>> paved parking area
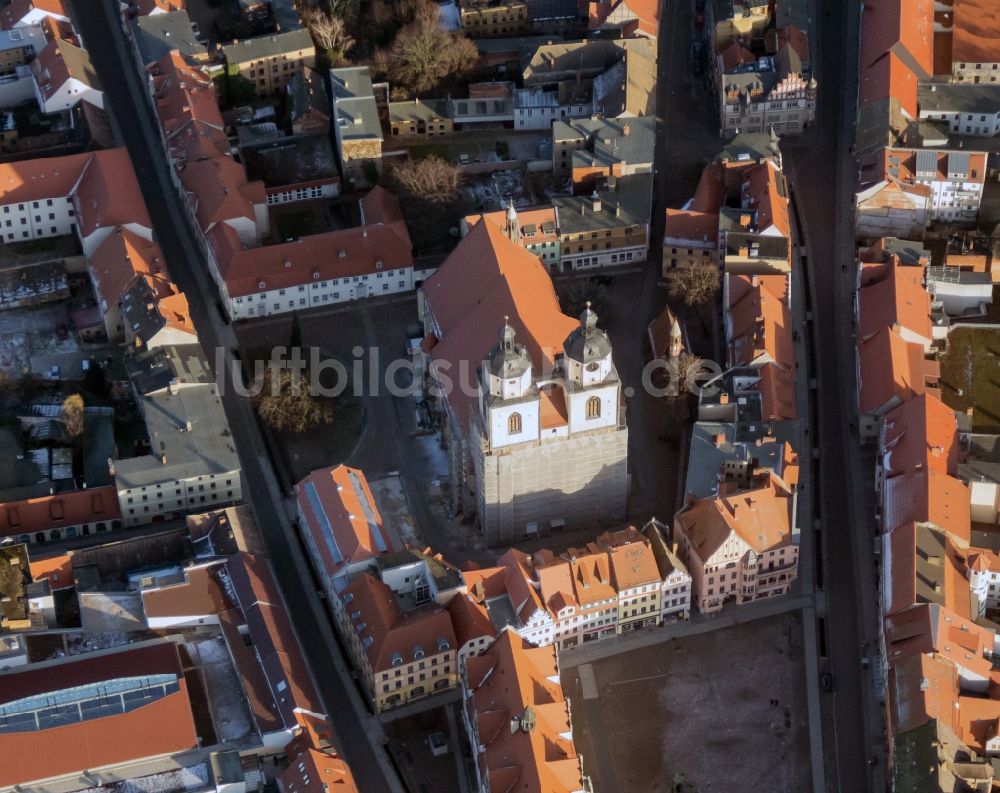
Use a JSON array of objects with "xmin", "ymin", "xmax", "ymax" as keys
[{"xmin": 563, "ymin": 612, "xmax": 811, "ymax": 793}]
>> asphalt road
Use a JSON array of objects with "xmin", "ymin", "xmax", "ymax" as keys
[
  {"xmin": 782, "ymin": 0, "xmax": 884, "ymax": 789},
  {"xmin": 73, "ymin": 4, "xmax": 403, "ymax": 791}
]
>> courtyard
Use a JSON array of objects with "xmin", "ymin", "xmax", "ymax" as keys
[{"xmin": 563, "ymin": 612, "xmax": 811, "ymax": 793}]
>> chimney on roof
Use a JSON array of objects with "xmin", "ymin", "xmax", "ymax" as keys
[
  {"xmin": 623, "ymin": 124, "xmax": 630, "ymax": 136},
  {"xmin": 715, "ymin": 433, "xmax": 726, "ymax": 447},
  {"xmin": 740, "ymin": 213, "xmax": 751, "ymax": 228}
]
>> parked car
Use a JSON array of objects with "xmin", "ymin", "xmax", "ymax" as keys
[{"xmin": 56, "ymin": 322, "xmax": 68, "ymax": 340}]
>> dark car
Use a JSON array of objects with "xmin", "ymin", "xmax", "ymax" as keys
[
  {"xmin": 695, "ymin": 0, "xmax": 705, "ymax": 10},
  {"xmin": 56, "ymin": 322, "xmax": 68, "ymax": 341}
]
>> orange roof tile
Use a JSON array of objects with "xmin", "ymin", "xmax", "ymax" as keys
[
  {"xmin": 0, "ymin": 151, "xmax": 91, "ymax": 205},
  {"xmin": 75, "ymin": 149, "xmax": 152, "ymax": 237},
  {"xmin": 606, "ymin": 537, "xmax": 660, "ymax": 590},
  {"xmin": 279, "ymin": 720, "xmax": 360, "ymax": 793},
  {"xmin": 859, "ymin": 0, "xmax": 933, "ymax": 76},
  {"xmin": 464, "ymin": 630, "xmax": 585, "ymax": 793},
  {"xmin": 150, "ymin": 52, "xmax": 227, "ymax": 164},
  {"xmin": 422, "ymin": 222, "xmax": 579, "ymax": 426},
  {"xmin": 728, "ymin": 275, "xmax": 793, "ymax": 366},
  {"xmin": 340, "ymin": 574, "xmax": 456, "ymax": 674},
  {"xmin": 446, "ymin": 592, "xmax": 496, "ymax": 649},
  {"xmin": 664, "ymin": 208, "xmax": 718, "ymax": 243},
  {"xmin": 880, "ymin": 393, "xmax": 958, "ymax": 478},
  {"xmin": 294, "ymin": 464, "xmax": 392, "ymax": 579},
  {"xmin": 858, "ymin": 257, "xmax": 931, "ymax": 343},
  {"xmin": 743, "ymin": 160, "xmax": 789, "ymax": 238},
  {"xmin": 28, "ymin": 553, "xmax": 72, "ymax": 589},
  {"xmin": 951, "ymin": 0, "xmax": 1000, "ymax": 65},
  {"xmin": 467, "ymin": 206, "xmax": 561, "ymax": 247},
  {"xmin": 0, "ymin": 486, "xmax": 121, "ymax": 538},
  {"xmin": 538, "ymin": 384, "xmax": 568, "ymax": 429},
  {"xmin": 675, "ymin": 471, "xmax": 796, "ymax": 563},
  {"xmin": 211, "ymin": 215, "xmax": 413, "ymax": 299},
  {"xmin": 89, "ymin": 226, "xmax": 172, "ymax": 308},
  {"xmin": 957, "ymin": 695, "xmax": 1000, "ymax": 754},
  {"xmin": 858, "ymin": 326, "xmax": 929, "ymax": 414},
  {"xmin": 0, "ymin": 641, "xmax": 198, "ymax": 787},
  {"xmin": 859, "ymin": 52, "xmax": 920, "ymax": 118},
  {"xmin": 180, "ymin": 155, "xmax": 261, "ymax": 229},
  {"xmin": 883, "ymin": 469, "xmax": 971, "ymax": 539}
]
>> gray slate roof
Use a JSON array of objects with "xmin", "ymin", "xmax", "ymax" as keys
[
  {"xmin": 133, "ymin": 11, "xmax": 206, "ymax": 65},
  {"xmin": 919, "ymin": 82, "xmax": 1000, "ymax": 116},
  {"xmin": 222, "ymin": 29, "xmax": 314, "ymax": 64}
]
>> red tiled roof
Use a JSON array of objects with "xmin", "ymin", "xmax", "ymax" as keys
[
  {"xmin": 279, "ymin": 719, "xmax": 360, "ymax": 793},
  {"xmin": 446, "ymin": 592, "xmax": 496, "ymax": 649},
  {"xmin": 664, "ymin": 208, "xmax": 718, "ymax": 243},
  {"xmin": 859, "ymin": 0, "xmax": 933, "ymax": 75},
  {"xmin": 728, "ymin": 275, "xmax": 793, "ymax": 366},
  {"xmin": 89, "ymin": 226, "xmax": 172, "ymax": 308},
  {"xmin": 858, "ymin": 326, "xmax": 929, "ymax": 414},
  {"xmin": 880, "ymin": 393, "xmax": 958, "ymax": 479},
  {"xmin": 295, "ymin": 464, "xmax": 391, "ymax": 579},
  {"xmin": 422, "ymin": 222, "xmax": 578, "ymax": 427},
  {"xmin": 464, "ymin": 630, "xmax": 585, "ymax": 793},
  {"xmin": 340, "ymin": 573, "xmax": 456, "ymax": 674},
  {"xmin": 0, "ymin": 486, "xmax": 121, "ymax": 538},
  {"xmin": 0, "ymin": 641, "xmax": 198, "ymax": 787},
  {"xmin": 75, "ymin": 149, "xmax": 152, "ymax": 238},
  {"xmin": 212, "ymin": 219, "xmax": 413, "ymax": 299},
  {"xmin": 857, "ymin": 257, "xmax": 931, "ymax": 343},
  {"xmin": 675, "ymin": 471, "xmax": 797, "ymax": 563},
  {"xmin": 951, "ymin": 0, "xmax": 1000, "ymax": 65},
  {"xmin": 28, "ymin": 553, "xmax": 72, "ymax": 589},
  {"xmin": 180, "ymin": 155, "xmax": 261, "ymax": 229},
  {"xmin": 882, "ymin": 469, "xmax": 971, "ymax": 539},
  {"xmin": 0, "ymin": 151, "xmax": 91, "ymax": 205},
  {"xmin": 743, "ymin": 160, "xmax": 789, "ymax": 237},
  {"xmin": 150, "ymin": 52, "xmax": 227, "ymax": 164}
]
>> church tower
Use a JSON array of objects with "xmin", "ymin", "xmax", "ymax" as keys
[
  {"xmin": 562, "ymin": 303, "xmax": 620, "ymax": 433},
  {"xmin": 480, "ymin": 317, "xmax": 539, "ymax": 448},
  {"xmin": 504, "ymin": 201, "xmax": 520, "ymax": 245}
]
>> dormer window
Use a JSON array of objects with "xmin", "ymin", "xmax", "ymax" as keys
[
  {"xmin": 391, "ymin": 653, "xmax": 403, "ymax": 666},
  {"xmin": 355, "ymin": 621, "xmax": 366, "ymax": 633},
  {"xmin": 436, "ymin": 638, "xmax": 450, "ymax": 652},
  {"xmin": 258, "ymin": 280, "xmax": 266, "ymax": 289},
  {"xmin": 375, "ymin": 260, "xmax": 383, "ymax": 269},
  {"xmin": 283, "ymin": 259, "xmax": 292, "ymax": 268},
  {"xmin": 312, "ymin": 270, "xmax": 320, "ymax": 279},
  {"xmin": 413, "ymin": 645, "xmax": 425, "ymax": 659},
  {"xmin": 343, "ymin": 593, "xmax": 353, "ymax": 604},
  {"xmin": 338, "ymin": 249, "xmax": 347, "ymax": 258}
]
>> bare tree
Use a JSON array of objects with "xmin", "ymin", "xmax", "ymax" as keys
[
  {"xmin": 391, "ymin": 156, "xmax": 463, "ymax": 203},
  {"xmin": 254, "ymin": 367, "xmax": 333, "ymax": 434},
  {"xmin": 663, "ymin": 353, "xmax": 706, "ymax": 396},
  {"xmin": 382, "ymin": 13, "xmax": 478, "ymax": 94},
  {"xmin": 300, "ymin": 5, "xmax": 355, "ymax": 59},
  {"xmin": 60, "ymin": 393, "xmax": 85, "ymax": 439},
  {"xmin": 668, "ymin": 263, "xmax": 720, "ymax": 308}
]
